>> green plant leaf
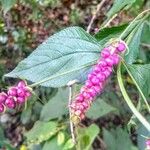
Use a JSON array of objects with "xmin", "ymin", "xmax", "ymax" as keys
[
  {"xmin": 0, "ymin": 0, "xmax": 16, "ymax": 13},
  {"xmin": 137, "ymin": 117, "xmax": 150, "ymax": 150},
  {"xmin": 77, "ymin": 124, "xmax": 99, "ymax": 150},
  {"xmin": 25, "ymin": 121, "xmax": 57, "ymax": 144},
  {"xmin": 57, "ymin": 131, "xmax": 65, "ymax": 146},
  {"xmin": 107, "ymin": 0, "xmax": 136, "ymax": 18},
  {"xmin": 5, "ymin": 27, "xmax": 101, "ymax": 87},
  {"xmin": 40, "ymin": 88, "xmax": 68, "ymax": 121},
  {"xmin": 103, "ymin": 128, "xmax": 138, "ymax": 150},
  {"xmin": 86, "ymin": 98, "xmax": 117, "ymax": 119},
  {"xmin": 125, "ymin": 22, "xmax": 145, "ymax": 64},
  {"xmin": 62, "ymin": 139, "xmax": 74, "ymax": 150},
  {"xmin": 127, "ymin": 64, "xmax": 150, "ymax": 98},
  {"xmin": 43, "ymin": 137, "xmax": 62, "ymax": 150},
  {"xmin": 95, "ymin": 24, "xmax": 127, "ymax": 45}
]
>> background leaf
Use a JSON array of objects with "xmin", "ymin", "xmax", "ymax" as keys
[
  {"xmin": 0, "ymin": 0, "xmax": 16, "ymax": 13},
  {"xmin": 103, "ymin": 128, "xmax": 138, "ymax": 150},
  {"xmin": 5, "ymin": 27, "xmax": 101, "ymax": 87},
  {"xmin": 107, "ymin": 0, "xmax": 136, "ymax": 18},
  {"xmin": 127, "ymin": 64, "xmax": 150, "ymax": 98},
  {"xmin": 95, "ymin": 24, "xmax": 127, "ymax": 45},
  {"xmin": 77, "ymin": 124, "xmax": 99, "ymax": 150},
  {"xmin": 40, "ymin": 88, "xmax": 68, "ymax": 121},
  {"xmin": 86, "ymin": 98, "xmax": 117, "ymax": 119},
  {"xmin": 25, "ymin": 121, "xmax": 57, "ymax": 144},
  {"xmin": 125, "ymin": 22, "xmax": 145, "ymax": 64}
]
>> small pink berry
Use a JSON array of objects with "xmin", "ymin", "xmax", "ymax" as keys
[
  {"xmin": 5, "ymin": 97, "xmax": 16, "ymax": 109},
  {"xmin": 105, "ymin": 57, "xmax": 114, "ymax": 66},
  {"xmin": 93, "ymin": 86, "xmax": 101, "ymax": 93},
  {"xmin": 91, "ymin": 76, "xmax": 100, "ymax": 85},
  {"xmin": 0, "ymin": 104, "xmax": 4, "ymax": 113},
  {"xmin": 88, "ymin": 88, "xmax": 97, "ymax": 97},
  {"xmin": 17, "ymin": 97, "xmax": 26, "ymax": 104},
  {"xmin": 96, "ymin": 73, "xmax": 106, "ymax": 82},
  {"xmin": 85, "ymin": 80, "xmax": 93, "ymax": 88},
  {"xmin": 116, "ymin": 42, "xmax": 126, "ymax": 52},
  {"xmin": 98, "ymin": 60, "xmax": 107, "ymax": 67},
  {"xmin": 25, "ymin": 91, "xmax": 31, "ymax": 97},
  {"xmin": 0, "ymin": 92, "xmax": 7, "ymax": 103},
  {"xmin": 76, "ymin": 95, "xmax": 84, "ymax": 102},
  {"xmin": 17, "ymin": 88, "xmax": 26, "ymax": 97},
  {"xmin": 8, "ymin": 87, "xmax": 17, "ymax": 96},
  {"xmin": 82, "ymin": 101, "xmax": 89, "ymax": 109},
  {"xmin": 82, "ymin": 91, "xmax": 91, "ymax": 99},
  {"xmin": 112, "ymin": 54, "xmax": 120, "ymax": 65},
  {"xmin": 88, "ymin": 73, "xmax": 95, "ymax": 80},
  {"xmin": 94, "ymin": 65, "xmax": 101, "ymax": 73},
  {"xmin": 101, "ymin": 49, "xmax": 110, "ymax": 58},
  {"xmin": 17, "ymin": 81, "xmax": 26, "ymax": 88},
  {"xmin": 146, "ymin": 139, "xmax": 150, "ymax": 149}
]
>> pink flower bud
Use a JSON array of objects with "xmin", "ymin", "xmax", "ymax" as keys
[
  {"xmin": 0, "ymin": 104, "xmax": 4, "ymax": 113},
  {"xmin": 105, "ymin": 57, "xmax": 114, "ymax": 66},
  {"xmin": 17, "ymin": 88, "xmax": 26, "ymax": 97},
  {"xmin": 0, "ymin": 92, "xmax": 7, "ymax": 103},
  {"xmin": 17, "ymin": 97, "xmax": 26, "ymax": 104},
  {"xmin": 85, "ymin": 80, "xmax": 93, "ymax": 88},
  {"xmin": 91, "ymin": 76, "xmax": 100, "ymax": 85},
  {"xmin": 98, "ymin": 60, "xmax": 107, "ymax": 67},
  {"xmin": 116, "ymin": 42, "xmax": 126, "ymax": 52},
  {"xmin": 96, "ymin": 73, "xmax": 106, "ymax": 82},
  {"xmin": 101, "ymin": 48, "xmax": 110, "ymax": 58},
  {"xmin": 17, "ymin": 81, "xmax": 26, "ymax": 88},
  {"xmin": 8, "ymin": 87, "xmax": 17, "ymax": 96},
  {"xmin": 76, "ymin": 95, "xmax": 84, "ymax": 102},
  {"xmin": 112, "ymin": 54, "xmax": 120, "ymax": 65},
  {"xmin": 5, "ymin": 97, "xmax": 16, "ymax": 109}
]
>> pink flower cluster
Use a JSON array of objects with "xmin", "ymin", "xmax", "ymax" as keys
[
  {"xmin": 0, "ymin": 81, "xmax": 31, "ymax": 113},
  {"xmin": 146, "ymin": 139, "xmax": 150, "ymax": 150},
  {"xmin": 70, "ymin": 40, "xmax": 126, "ymax": 123}
]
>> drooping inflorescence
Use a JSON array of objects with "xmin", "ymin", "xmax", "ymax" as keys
[
  {"xmin": 70, "ymin": 40, "xmax": 126, "ymax": 123},
  {"xmin": 0, "ymin": 81, "xmax": 32, "ymax": 113}
]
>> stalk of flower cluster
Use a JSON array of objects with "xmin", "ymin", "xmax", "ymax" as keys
[
  {"xmin": 69, "ymin": 40, "xmax": 126, "ymax": 124},
  {"xmin": 0, "ymin": 81, "xmax": 32, "ymax": 113}
]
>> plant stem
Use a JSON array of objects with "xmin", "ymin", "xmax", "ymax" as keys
[
  {"xmin": 87, "ymin": 0, "xmax": 106, "ymax": 33},
  {"xmin": 68, "ymin": 82, "xmax": 76, "ymax": 144},
  {"xmin": 119, "ymin": 9, "xmax": 150, "ymax": 39},
  {"xmin": 117, "ymin": 63, "xmax": 150, "ymax": 132}
]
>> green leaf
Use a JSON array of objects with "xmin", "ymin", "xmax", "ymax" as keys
[
  {"xmin": 95, "ymin": 24, "xmax": 127, "ymax": 45},
  {"xmin": 77, "ymin": 124, "xmax": 99, "ymax": 150},
  {"xmin": 21, "ymin": 107, "xmax": 32, "ymax": 125},
  {"xmin": 25, "ymin": 121, "xmax": 57, "ymax": 144},
  {"xmin": 107, "ymin": 0, "xmax": 136, "ymax": 18},
  {"xmin": 125, "ymin": 22, "xmax": 145, "ymax": 64},
  {"xmin": 40, "ymin": 88, "xmax": 68, "ymax": 121},
  {"xmin": 103, "ymin": 128, "xmax": 138, "ymax": 150},
  {"xmin": 62, "ymin": 139, "xmax": 74, "ymax": 150},
  {"xmin": 137, "ymin": 117, "xmax": 150, "ymax": 150},
  {"xmin": 0, "ymin": 0, "xmax": 16, "ymax": 13},
  {"xmin": 86, "ymin": 98, "xmax": 117, "ymax": 119},
  {"xmin": 57, "ymin": 132, "xmax": 65, "ymax": 146},
  {"xmin": 5, "ymin": 27, "xmax": 101, "ymax": 87},
  {"xmin": 127, "ymin": 64, "xmax": 150, "ymax": 98},
  {"xmin": 43, "ymin": 137, "xmax": 62, "ymax": 150}
]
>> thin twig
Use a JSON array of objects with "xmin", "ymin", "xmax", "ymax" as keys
[
  {"xmin": 87, "ymin": 0, "xmax": 106, "ymax": 33},
  {"xmin": 67, "ymin": 80, "xmax": 79, "ymax": 144},
  {"xmin": 103, "ymin": 13, "xmax": 117, "ymax": 28}
]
